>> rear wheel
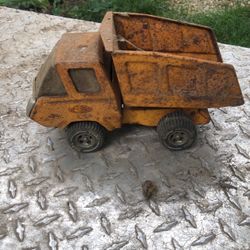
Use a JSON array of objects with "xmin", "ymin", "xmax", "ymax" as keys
[
  {"xmin": 66, "ymin": 122, "xmax": 106, "ymax": 153},
  {"xmin": 157, "ymin": 111, "xmax": 197, "ymax": 150}
]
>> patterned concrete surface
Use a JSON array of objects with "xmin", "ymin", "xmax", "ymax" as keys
[{"xmin": 0, "ymin": 7, "xmax": 250, "ymax": 250}]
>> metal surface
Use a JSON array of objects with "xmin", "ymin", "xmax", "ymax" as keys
[{"xmin": 0, "ymin": 7, "xmax": 250, "ymax": 250}]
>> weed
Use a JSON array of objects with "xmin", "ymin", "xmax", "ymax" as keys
[
  {"xmin": 0, "ymin": 0, "xmax": 50, "ymax": 12},
  {"xmin": 183, "ymin": 6, "xmax": 250, "ymax": 47}
]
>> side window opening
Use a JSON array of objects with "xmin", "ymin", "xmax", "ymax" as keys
[{"xmin": 69, "ymin": 68, "xmax": 100, "ymax": 93}]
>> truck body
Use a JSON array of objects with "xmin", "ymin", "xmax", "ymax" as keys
[{"xmin": 27, "ymin": 12, "xmax": 244, "ymax": 152}]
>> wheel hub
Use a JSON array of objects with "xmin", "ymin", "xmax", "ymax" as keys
[
  {"xmin": 167, "ymin": 130, "xmax": 189, "ymax": 146},
  {"xmin": 74, "ymin": 132, "xmax": 97, "ymax": 149}
]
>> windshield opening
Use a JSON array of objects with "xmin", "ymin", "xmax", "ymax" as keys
[{"xmin": 34, "ymin": 50, "xmax": 67, "ymax": 97}]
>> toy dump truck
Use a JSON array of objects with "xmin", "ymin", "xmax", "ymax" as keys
[{"xmin": 27, "ymin": 12, "xmax": 244, "ymax": 152}]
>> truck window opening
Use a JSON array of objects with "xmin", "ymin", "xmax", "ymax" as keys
[
  {"xmin": 35, "ymin": 53, "xmax": 67, "ymax": 97},
  {"xmin": 69, "ymin": 68, "xmax": 101, "ymax": 93}
]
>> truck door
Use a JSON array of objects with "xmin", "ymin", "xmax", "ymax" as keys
[{"xmin": 64, "ymin": 65, "xmax": 121, "ymax": 131}]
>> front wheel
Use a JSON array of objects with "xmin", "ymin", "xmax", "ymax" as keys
[
  {"xmin": 65, "ymin": 122, "xmax": 106, "ymax": 153},
  {"xmin": 157, "ymin": 111, "xmax": 197, "ymax": 150}
]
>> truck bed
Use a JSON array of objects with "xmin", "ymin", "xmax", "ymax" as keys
[
  {"xmin": 100, "ymin": 12, "xmax": 222, "ymax": 62},
  {"xmin": 100, "ymin": 12, "xmax": 244, "ymax": 109}
]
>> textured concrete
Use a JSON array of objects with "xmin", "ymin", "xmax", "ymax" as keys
[{"xmin": 0, "ymin": 7, "xmax": 250, "ymax": 250}]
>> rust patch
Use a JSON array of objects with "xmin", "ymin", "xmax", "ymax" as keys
[
  {"xmin": 47, "ymin": 114, "xmax": 62, "ymax": 119},
  {"xmin": 69, "ymin": 105, "xmax": 92, "ymax": 113}
]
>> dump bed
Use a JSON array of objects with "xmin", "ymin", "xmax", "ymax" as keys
[
  {"xmin": 100, "ymin": 12, "xmax": 244, "ymax": 108},
  {"xmin": 100, "ymin": 12, "xmax": 222, "ymax": 62}
]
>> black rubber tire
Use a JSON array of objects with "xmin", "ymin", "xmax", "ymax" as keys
[
  {"xmin": 65, "ymin": 122, "xmax": 106, "ymax": 153},
  {"xmin": 157, "ymin": 111, "xmax": 197, "ymax": 150}
]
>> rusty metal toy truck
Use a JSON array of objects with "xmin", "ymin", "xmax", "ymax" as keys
[{"xmin": 26, "ymin": 12, "xmax": 244, "ymax": 152}]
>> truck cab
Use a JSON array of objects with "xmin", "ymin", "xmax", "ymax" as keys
[{"xmin": 27, "ymin": 32, "xmax": 121, "ymax": 132}]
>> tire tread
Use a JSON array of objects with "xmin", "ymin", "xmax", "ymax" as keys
[
  {"xmin": 65, "ymin": 121, "xmax": 106, "ymax": 153},
  {"xmin": 157, "ymin": 111, "xmax": 196, "ymax": 150}
]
